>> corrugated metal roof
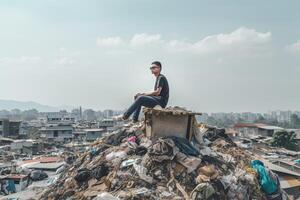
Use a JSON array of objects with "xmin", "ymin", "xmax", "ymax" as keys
[
  {"xmin": 27, "ymin": 162, "xmax": 64, "ymax": 170},
  {"xmin": 234, "ymin": 123, "xmax": 284, "ymax": 130},
  {"xmin": 84, "ymin": 128, "xmax": 105, "ymax": 132},
  {"xmin": 256, "ymin": 125, "xmax": 284, "ymax": 130},
  {"xmin": 264, "ymin": 161, "xmax": 300, "ymax": 177},
  {"xmin": 279, "ymin": 175, "xmax": 300, "ymax": 189},
  {"xmin": 234, "ymin": 123, "xmax": 266, "ymax": 128}
]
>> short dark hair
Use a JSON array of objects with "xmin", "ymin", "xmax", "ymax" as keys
[{"xmin": 151, "ymin": 61, "xmax": 162, "ymax": 70}]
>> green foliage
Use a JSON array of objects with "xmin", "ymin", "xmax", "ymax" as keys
[{"xmin": 271, "ymin": 130, "xmax": 297, "ymax": 150}]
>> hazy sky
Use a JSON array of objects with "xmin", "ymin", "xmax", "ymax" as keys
[{"xmin": 1, "ymin": 0, "xmax": 300, "ymax": 112}]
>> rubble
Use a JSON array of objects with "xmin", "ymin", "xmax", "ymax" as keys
[{"xmin": 38, "ymin": 108, "xmax": 287, "ymax": 200}]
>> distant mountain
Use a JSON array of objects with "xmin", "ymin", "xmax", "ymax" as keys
[{"xmin": 0, "ymin": 99, "xmax": 74, "ymax": 112}]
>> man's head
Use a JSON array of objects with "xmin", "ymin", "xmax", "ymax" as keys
[{"xmin": 150, "ymin": 61, "xmax": 162, "ymax": 75}]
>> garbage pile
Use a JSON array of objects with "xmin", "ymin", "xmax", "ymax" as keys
[{"xmin": 39, "ymin": 121, "xmax": 283, "ymax": 200}]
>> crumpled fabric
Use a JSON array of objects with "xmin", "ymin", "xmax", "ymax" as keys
[
  {"xmin": 251, "ymin": 160, "xmax": 278, "ymax": 195},
  {"xmin": 169, "ymin": 136, "xmax": 199, "ymax": 156},
  {"xmin": 191, "ymin": 183, "xmax": 216, "ymax": 200},
  {"xmin": 265, "ymin": 172, "xmax": 283, "ymax": 200},
  {"xmin": 203, "ymin": 126, "xmax": 235, "ymax": 145},
  {"xmin": 75, "ymin": 164, "xmax": 109, "ymax": 184},
  {"xmin": 74, "ymin": 168, "xmax": 91, "ymax": 183},
  {"xmin": 91, "ymin": 164, "xmax": 109, "ymax": 180},
  {"xmin": 227, "ymin": 184, "xmax": 250, "ymax": 200},
  {"xmin": 175, "ymin": 151, "xmax": 201, "ymax": 173},
  {"xmin": 196, "ymin": 164, "xmax": 219, "ymax": 183},
  {"xmin": 135, "ymin": 146, "xmax": 148, "ymax": 156},
  {"xmin": 148, "ymin": 138, "xmax": 177, "ymax": 162},
  {"xmin": 133, "ymin": 164, "xmax": 153, "ymax": 184},
  {"xmin": 105, "ymin": 129, "xmax": 128, "ymax": 146},
  {"xmin": 127, "ymin": 136, "xmax": 137, "ymax": 143}
]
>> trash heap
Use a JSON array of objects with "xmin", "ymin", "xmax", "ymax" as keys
[{"xmin": 39, "ymin": 119, "xmax": 280, "ymax": 200}]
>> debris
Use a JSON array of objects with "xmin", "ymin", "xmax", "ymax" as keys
[
  {"xmin": 93, "ymin": 192, "xmax": 119, "ymax": 200},
  {"xmin": 251, "ymin": 160, "xmax": 284, "ymax": 199},
  {"xmin": 120, "ymin": 159, "xmax": 137, "ymax": 168},
  {"xmin": 133, "ymin": 163, "xmax": 153, "ymax": 184},
  {"xmin": 190, "ymin": 183, "xmax": 215, "ymax": 200},
  {"xmin": 170, "ymin": 136, "xmax": 199, "ymax": 156},
  {"xmin": 39, "ymin": 107, "xmax": 277, "ymax": 200},
  {"xmin": 30, "ymin": 170, "xmax": 48, "ymax": 181},
  {"xmin": 105, "ymin": 151, "xmax": 127, "ymax": 161},
  {"xmin": 74, "ymin": 168, "xmax": 91, "ymax": 184},
  {"xmin": 251, "ymin": 160, "xmax": 278, "ymax": 194},
  {"xmin": 91, "ymin": 164, "xmax": 109, "ymax": 180},
  {"xmin": 134, "ymin": 146, "xmax": 147, "ymax": 156}
]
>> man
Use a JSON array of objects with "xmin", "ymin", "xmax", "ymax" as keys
[{"xmin": 122, "ymin": 61, "xmax": 169, "ymax": 122}]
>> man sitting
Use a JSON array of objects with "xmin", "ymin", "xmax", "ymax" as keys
[{"xmin": 122, "ymin": 61, "xmax": 169, "ymax": 122}]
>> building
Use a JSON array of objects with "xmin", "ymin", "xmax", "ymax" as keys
[
  {"xmin": 40, "ymin": 111, "xmax": 75, "ymax": 124},
  {"xmin": 8, "ymin": 121, "xmax": 21, "ymax": 138},
  {"xmin": 103, "ymin": 109, "xmax": 114, "ymax": 119},
  {"xmin": 40, "ymin": 124, "xmax": 73, "ymax": 142},
  {"xmin": 0, "ymin": 118, "xmax": 9, "ymax": 137},
  {"xmin": 73, "ymin": 131, "xmax": 86, "ymax": 142},
  {"xmin": 99, "ymin": 119, "xmax": 116, "ymax": 131},
  {"xmin": 84, "ymin": 128, "xmax": 105, "ymax": 142},
  {"xmin": 234, "ymin": 123, "xmax": 284, "ymax": 138},
  {"xmin": 19, "ymin": 121, "xmax": 29, "ymax": 136},
  {"xmin": 10, "ymin": 140, "xmax": 43, "ymax": 155},
  {"xmin": 19, "ymin": 156, "xmax": 64, "ymax": 172},
  {"xmin": 0, "ymin": 174, "xmax": 29, "ymax": 193},
  {"xmin": 0, "ymin": 119, "xmax": 21, "ymax": 138}
]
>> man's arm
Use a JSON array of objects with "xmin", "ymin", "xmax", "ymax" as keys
[
  {"xmin": 142, "ymin": 87, "xmax": 162, "ymax": 96},
  {"xmin": 135, "ymin": 75, "xmax": 165, "ymax": 98},
  {"xmin": 135, "ymin": 87, "xmax": 162, "ymax": 98}
]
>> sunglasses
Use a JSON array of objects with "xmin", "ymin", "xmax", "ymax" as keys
[{"xmin": 150, "ymin": 66, "xmax": 159, "ymax": 70}]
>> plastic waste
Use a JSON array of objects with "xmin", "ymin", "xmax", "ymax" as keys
[
  {"xmin": 56, "ymin": 165, "xmax": 66, "ymax": 174},
  {"xmin": 120, "ymin": 159, "xmax": 137, "ymax": 168},
  {"xmin": 127, "ymin": 136, "xmax": 137, "ymax": 143},
  {"xmin": 133, "ymin": 163, "xmax": 153, "ymax": 184},
  {"xmin": 105, "ymin": 151, "xmax": 127, "ymax": 161},
  {"xmin": 93, "ymin": 192, "xmax": 120, "ymax": 200}
]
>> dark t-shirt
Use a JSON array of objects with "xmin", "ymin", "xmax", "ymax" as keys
[{"xmin": 154, "ymin": 74, "xmax": 169, "ymax": 107}]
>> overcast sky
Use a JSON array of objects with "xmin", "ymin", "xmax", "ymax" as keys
[{"xmin": 0, "ymin": 0, "xmax": 300, "ymax": 112}]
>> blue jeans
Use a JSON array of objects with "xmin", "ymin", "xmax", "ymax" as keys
[{"xmin": 124, "ymin": 95, "xmax": 164, "ymax": 121}]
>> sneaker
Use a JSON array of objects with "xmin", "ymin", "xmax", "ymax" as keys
[{"xmin": 114, "ymin": 114, "xmax": 128, "ymax": 121}]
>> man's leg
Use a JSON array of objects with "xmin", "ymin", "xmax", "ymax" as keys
[{"xmin": 123, "ymin": 95, "xmax": 161, "ymax": 121}]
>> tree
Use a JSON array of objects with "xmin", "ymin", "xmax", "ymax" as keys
[{"xmin": 271, "ymin": 130, "xmax": 297, "ymax": 150}]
